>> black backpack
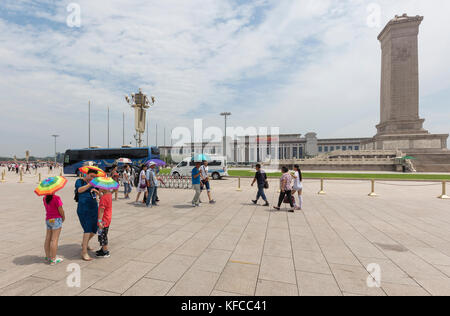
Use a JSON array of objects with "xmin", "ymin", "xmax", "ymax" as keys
[{"xmin": 74, "ymin": 179, "xmax": 85, "ymax": 202}]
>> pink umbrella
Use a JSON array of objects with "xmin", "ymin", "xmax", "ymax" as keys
[{"xmin": 116, "ymin": 158, "xmax": 132, "ymax": 164}]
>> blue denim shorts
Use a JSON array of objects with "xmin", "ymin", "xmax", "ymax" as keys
[
  {"xmin": 46, "ymin": 218, "xmax": 63, "ymax": 230},
  {"xmin": 201, "ymin": 180, "xmax": 211, "ymax": 192}
]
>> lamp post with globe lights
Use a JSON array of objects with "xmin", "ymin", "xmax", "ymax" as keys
[{"xmin": 125, "ymin": 89, "xmax": 156, "ymax": 148}]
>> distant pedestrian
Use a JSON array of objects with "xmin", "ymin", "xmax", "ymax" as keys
[
  {"xmin": 123, "ymin": 165, "xmax": 132, "ymax": 199},
  {"xmin": 251, "ymin": 164, "xmax": 269, "ymax": 206},
  {"xmin": 273, "ymin": 166, "xmax": 294, "ymax": 212},
  {"xmin": 135, "ymin": 165, "xmax": 148, "ymax": 204},
  {"xmin": 43, "ymin": 193, "xmax": 66, "ymax": 266},
  {"xmin": 110, "ymin": 165, "xmax": 120, "ymax": 201},
  {"xmin": 292, "ymin": 165, "xmax": 303, "ymax": 210},
  {"xmin": 191, "ymin": 161, "xmax": 202, "ymax": 207},
  {"xmin": 200, "ymin": 161, "xmax": 216, "ymax": 204},
  {"xmin": 154, "ymin": 166, "xmax": 160, "ymax": 203},
  {"xmin": 145, "ymin": 162, "xmax": 157, "ymax": 208}
]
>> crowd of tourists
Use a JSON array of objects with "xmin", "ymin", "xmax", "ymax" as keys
[
  {"xmin": 36, "ymin": 160, "xmax": 303, "ymax": 266},
  {"xmin": 1, "ymin": 162, "xmax": 59, "ymax": 174},
  {"xmin": 251, "ymin": 164, "xmax": 303, "ymax": 212}
]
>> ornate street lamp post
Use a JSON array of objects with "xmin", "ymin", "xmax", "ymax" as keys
[
  {"xmin": 125, "ymin": 88, "xmax": 155, "ymax": 148},
  {"xmin": 51, "ymin": 135, "xmax": 59, "ymax": 165},
  {"xmin": 220, "ymin": 112, "xmax": 231, "ymax": 160}
]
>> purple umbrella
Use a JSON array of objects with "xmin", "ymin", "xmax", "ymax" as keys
[{"xmin": 146, "ymin": 159, "xmax": 166, "ymax": 167}]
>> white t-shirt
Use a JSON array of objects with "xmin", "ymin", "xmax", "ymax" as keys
[
  {"xmin": 200, "ymin": 165, "xmax": 208, "ymax": 179},
  {"xmin": 123, "ymin": 170, "xmax": 131, "ymax": 184},
  {"xmin": 294, "ymin": 171, "xmax": 302, "ymax": 187},
  {"xmin": 139, "ymin": 170, "xmax": 147, "ymax": 186}
]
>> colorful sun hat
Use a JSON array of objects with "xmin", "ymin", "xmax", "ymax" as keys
[
  {"xmin": 35, "ymin": 176, "xmax": 68, "ymax": 196},
  {"xmin": 78, "ymin": 166, "xmax": 106, "ymax": 177},
  {"xmin": 89, "ymin": 177, "xmax": 119, "ymax": 191}
]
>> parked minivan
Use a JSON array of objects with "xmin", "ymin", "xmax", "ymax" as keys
[{"xmin": 171, "ymin": 157, "xmax": 228, "ymax": 180}]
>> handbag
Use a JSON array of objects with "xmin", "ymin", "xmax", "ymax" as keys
[
  {"xmin": 283, "ymin": 194, "xmax": 295, "ymax": 204},
  {"xmin": 262, "ymin": 171, "xmax": 269, "ymax": 189}
]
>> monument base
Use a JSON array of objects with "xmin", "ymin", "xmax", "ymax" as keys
[
  {"xmin": 376, "ymin": 119, "xmax": 428, "ymax": 136},
  {"xmin": 361, "ymin": 133, "xmax": 450, "ymax": 172}
]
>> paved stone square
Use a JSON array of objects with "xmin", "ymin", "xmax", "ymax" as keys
[{"xmin": 0, "ymin": 169, "xmax": 450, "ymax": 296}]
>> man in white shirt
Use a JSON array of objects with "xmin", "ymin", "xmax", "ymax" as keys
[{"xmin": 200, "ymin": 161, "xmax": 216, "ymax": 204}]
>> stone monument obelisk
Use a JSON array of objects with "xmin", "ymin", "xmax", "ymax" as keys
[
  {"xmin": 362, "ymin": 14, "xmax": 448, "ymax": 164},
  {"xmin": 376, "ymin": 14, "xmax": 426, "ymax": 136}
]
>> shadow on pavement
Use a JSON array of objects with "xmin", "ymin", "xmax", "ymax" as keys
[
  {"xmin": 172, "ymin": 205, "xmax": 195, "ymax": 209},
  {"xmin": 13, "ymin": 255, "xmax": 43, "ymax": 266},
  {"xmin": 57, "ymin": 244, "xmax": 82, "ymax": 260}
]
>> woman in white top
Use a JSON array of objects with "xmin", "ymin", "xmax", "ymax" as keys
[
  {"xmin": 123, "ymin": 165, "xmax": 132, "ymax": 199},
  {"xmin": 135, "ymin": 165, "xmax": 148, "ymax": 204},
  {"xmin": 291, "ymin": 165, "xmax": 303, "ymax": 210}
]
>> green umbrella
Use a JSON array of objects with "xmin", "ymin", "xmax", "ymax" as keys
[{"xmin": 402, "ymin": 156, "xmax": 416, "ymax": 160}]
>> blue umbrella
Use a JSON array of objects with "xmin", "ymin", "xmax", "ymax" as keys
[
  {"xmin": 192, "ymin": 154, "xmax": 211, "ymax": 162},
  {"xmin": 146, "ymin": 159, "xmax": 166, "ymax": 167}
]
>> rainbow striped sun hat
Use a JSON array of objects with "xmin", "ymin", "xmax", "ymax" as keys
[
  {"xmin": 35, "ymin": 176, "xmax": 68, "ymax": 196},
  {"xmin": 89, "ymin": 177, "xmax": 119, "ymax": 191}
]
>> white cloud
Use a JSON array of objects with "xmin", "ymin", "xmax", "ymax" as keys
[{"xmin": 0, "ymin": 0, "xmax": 449, "ymax": 157}]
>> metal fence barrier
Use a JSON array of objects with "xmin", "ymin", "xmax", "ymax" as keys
[
  {"xmin": 158, "ymin": 175, "xmax": 192, "ymax": 190},
  {"xmin": 311, "ymin": 178, "xmax": 449, "ymax": 200},
  {"xmin": 229, "ymin": 176, "xmax": 450, "ymax": 200}
]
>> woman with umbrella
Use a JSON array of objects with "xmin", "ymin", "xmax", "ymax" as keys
[
  {"xmin": 35, "ymin": 176, "xmax": 67, "ymax": 266},
  {"xmin": 76, "ymin": 167, "xmax": 104, "ymax": 261}
]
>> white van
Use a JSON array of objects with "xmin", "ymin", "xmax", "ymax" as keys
[{"xmin": 171, "ymin": 157, "xmax": 228, "ymax": 180}]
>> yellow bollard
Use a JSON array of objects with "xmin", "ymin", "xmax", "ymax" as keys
[
  {"xmin": 236, "ymin": 177, "xmax": 242, "ymax": 191},
  {"xmin": 37, "ymin": 173, "xmax": 42, "ymax": 184},
  {"xmin": 18, "ymin": 170, "xmax": 24, "ymax": 183},
  {"xmin": 60, "ymin": 170, "xmax": 63, "ymax": 177},
  {"xmin": 1, "ymin": 170, "xmax": 5, "ymax": 183},
  {"xmin": 368, "ymin": 179, "xmax": 377, "ymax": 197},
  {"xmin": 438, "ymin": 181, "xmax": 450, "ymax": 199},
  {"xmin": 318, "ymin": 178, "xmax": 326, "ymax": 195}
]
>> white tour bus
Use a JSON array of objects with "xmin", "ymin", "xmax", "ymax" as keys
[{"xmin": 171, "ymin": 156, "xmax": 228, "ymax": 180}]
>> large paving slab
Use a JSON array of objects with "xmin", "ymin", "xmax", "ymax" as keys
[{"xmin": 0, "ymin": 168, "xmax": 449, "ymax": 296}]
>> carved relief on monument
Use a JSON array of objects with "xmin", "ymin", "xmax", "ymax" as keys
[{"xmin": 394, "ymin": 46, "xmax": 411, "ymax": 62}]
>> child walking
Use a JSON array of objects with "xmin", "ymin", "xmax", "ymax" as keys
[
  {"xmin": 43, "ymin": 194, "xmax": 66, "ymax": 265},
  {"xmin": 96, "ymin": 188, "xmax": 113, "ymax": 258}
]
